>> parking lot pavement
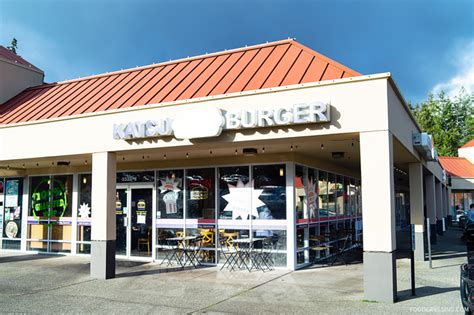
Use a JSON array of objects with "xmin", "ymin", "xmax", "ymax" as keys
[{"xmin": 0, "ymin": 228, "xmax": 465, "ymax": 314}]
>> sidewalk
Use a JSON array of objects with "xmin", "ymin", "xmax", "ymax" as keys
[{"xmin": 0, "ymin": 228, "xmax": 465, "ymax": 314}]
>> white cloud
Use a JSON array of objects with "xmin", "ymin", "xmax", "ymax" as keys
[{"xmin": 432, "ymin": 40, "xmax": 474, "ymax": 98}]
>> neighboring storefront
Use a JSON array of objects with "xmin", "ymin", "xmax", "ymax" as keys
[
  {"xmin": 0, "ymin": 39, "xmax": 451, "ymax": 303},
  {"xmin": 440, "ymin": 140, "xmax": 474, "ymax": 221}
]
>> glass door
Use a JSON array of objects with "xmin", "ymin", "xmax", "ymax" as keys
[
  {"xmin": 115, "ymin": 188, "xmax": 128, "ymax": 256},
  {"xmin": 116, "ymin": 186, "xmax": 153, "ymax": 259},
  {"xmin": 130, "ymin": 188, "xmax": 153, "ymax": 257}
]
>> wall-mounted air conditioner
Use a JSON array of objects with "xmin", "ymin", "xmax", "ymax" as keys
[{"xmin": 413, "ymin": 133, "xmax": 432, "ymax": 152}]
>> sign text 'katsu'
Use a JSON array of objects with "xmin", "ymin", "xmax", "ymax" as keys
[{"xmin": 113, "ymin": 101, "xmax": 330, "ymax": 140}]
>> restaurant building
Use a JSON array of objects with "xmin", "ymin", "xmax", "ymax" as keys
[{"xmin": 0, "ymin": 39, "xmax": 451, "ymax": 302}]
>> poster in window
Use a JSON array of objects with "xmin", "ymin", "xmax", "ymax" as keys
[
  {"xmin": 5, "ymin": 221, "xmax": 18, "ymax": 238},
  {"xmin": 190, "ymin": 185, "xmax": 209, "ymax": 200},
  {"xmin": 5, "ymin": 180, "xmax": 19, "ymax": 207}
]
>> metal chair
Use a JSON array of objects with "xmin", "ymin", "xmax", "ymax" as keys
[
  {"xmin": 252, "ymin": 237, "xmax": 274, "ymax": 271},
  {"xmin": 330, "ymin": 234, "xmax": 351, "ymax": 266},
  {"xmin": 184, "ymin": 235, "xmax": 203, "ymax": 268},
  {"xmin": 220, "ymin": 237, "xmax": 239, "ymax": 271}
]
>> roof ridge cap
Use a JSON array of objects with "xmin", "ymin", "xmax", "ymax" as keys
[
  {"xmin": 26, "ymin": 38, "xmax": 296, "ymax": 90},
  {"xmin": 291, "ymin": 40, "xmax": 361, "ymax": 76}
]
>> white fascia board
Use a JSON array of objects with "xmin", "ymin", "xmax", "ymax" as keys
[{"xmin": 0, "ymin": 72, "xmax": 392, "ymax": 130}]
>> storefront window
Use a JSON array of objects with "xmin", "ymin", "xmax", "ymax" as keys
[
  {"xmin": 218, "ymin": 166, "xmax": 250, "ymax": 220},
  {"xmin": 77, "ymin": 174, "xmax": 92, "ymax": 254},
  {"xmin": 356, "ymin": 179, "xmax": 362, "ymax": 217},
  {"xmin": 156, "ymin": 227, "xmax": 184, "ymax": 260},
  {"xmin": 185, "ymin": 168, "xmax": 215, "ymax": 219},
  {"xmin": 157, "ymin": 170, "xmax": 183, "ymax": 219},
  {"xmin": 28, "ymin": 175, "xmax": 73, "ymax": 253},
  {"xmin": 327, "ymin": 174, "xmax": 336, "ymax": 217},
  {"xmin": 2, "ymin": 178, "xmax": 23, "ymax": 250},
  {"xmin": 295, "ymin": 165, "xmax": 306, "ymax": 220},
  {"xmin": 344, "ymin": 177, "xmax": 350, "ymax": 217},
  {"xmin": 348, "ymin": 178, "xmax": 356, "ymax": 217},
  {"xmin": 253, "ymin": 164, "xmax": 286, "ymax": 220},
  {"xmin": 187, "ymin": 227, "xmax": 216, "ymax": 263},
  {"xmin": 217, "ymin": 228, "xmax": 249, "ymax": 263},
  {"xmin": 336, "ymin": 175, "xmax": 344, "ymax": 217},
  {"xmin": 308, "ymin": 168, "xmax": 318, "ymax": 221},
  {"xmin": 318, "ymin": 171, "xmax": 328, "ymax": 219}
]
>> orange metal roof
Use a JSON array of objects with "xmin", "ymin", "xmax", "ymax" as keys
[
  {"xmin": 0, "ymin": 39, "xmax": 361, "ymax": 125},
  {"xmin": 439, "ymin": 157, "xmax": 474, "ymax": 178},
  {"xmin": 0, "ymin": 45, "xmax": 43, "ymax": 73},
  {"xmin": 461, "ymin": 139, "xmax": 474, "ymax": 148}
]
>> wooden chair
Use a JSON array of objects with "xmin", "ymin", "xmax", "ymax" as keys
[
  {"xmin": 220, "ymin": 232, "xmax": 239, "ymax": 248},
  {"xmin": 137, "ymin": 229, "xmax": 151, "ymax": 254},
  {"xmin": 199, "ymin": 229, "xmax": 215, "ymax": 262}
]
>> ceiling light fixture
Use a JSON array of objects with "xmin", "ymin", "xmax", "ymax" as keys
[{"xmin": 243, "ymin": 148, "xmax": 258, "ymax": 156}]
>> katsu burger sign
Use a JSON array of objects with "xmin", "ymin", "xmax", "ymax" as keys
[{"xmin": 113, "ymin": 101, "xmax": 330, "ymax": 141}]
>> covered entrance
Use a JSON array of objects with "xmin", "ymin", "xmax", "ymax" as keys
[{"xmin": 115, "ymin": 185, "xmax": 154, "ymax": 259}]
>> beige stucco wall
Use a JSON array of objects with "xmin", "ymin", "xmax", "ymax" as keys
[
  {"xmin": 0, "ymin": 76, "xmax": 390, "ymax": 162},
  {"xmin": 459, "ymin": 146, "xmax": 474, "ymax": 164},
  {"xmin": 0, "ymin": 58, "xmax": 44, "ymax": 104},
  {"xmin": 386, "ymin": 81, "xmax": 445, "ymax": 182}
]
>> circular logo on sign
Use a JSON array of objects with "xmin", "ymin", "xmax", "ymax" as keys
[
  {"xmin": 31, "ymin": 178, "xmax": 68, "ymax": 223},
  {"xmin": 5, "ymin": 221, "xmax": 18, "ymax": 239}
]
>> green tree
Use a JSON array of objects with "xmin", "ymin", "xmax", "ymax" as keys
[
  {"xmin": 6, "ymin": 38, "xmax": 18, "ymax": 54},
  {"xmin": 411, "ymin": 89, "xmax": 473, "ymax": 156}
]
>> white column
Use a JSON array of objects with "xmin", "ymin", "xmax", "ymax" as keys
[
  {"xmin": 409, "ymin": 163, "xmax": 425, "ymax": 261},
  {"xmin": 71, "ymin": 173, "xmax": 79, "ymax": 255},
  {"xmin": 360, "ymin": 130, "xmax": 397, "ymax": 303},
  {"xmin": 435, "ymin": 180, "xmax": 443, "ymax": 236},
  {"xmin": 444, "ymin": 186, "xmax": 449, "ymax": 219},
  {"xmin": 425, "ymin": 174, "xmax": 437, "ymax": 244},
  {"xmin": 21, "ymin": 177, "xmax": 29, "ymax": 252},
  {"xmin": 448, "ymin": 188, "xmax": 453, "ymax": 217},
  {"xmin": 286, "ymin": 162, "xmax": 296, "ymax": 270},
  {"xmin": 91, "ymin": 152, "xmax": 116, "ymax": 279}
]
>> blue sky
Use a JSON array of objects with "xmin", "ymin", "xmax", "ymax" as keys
[{"xmin": 1, "ymin": 0, "xmax": 473, "ymax": 104}]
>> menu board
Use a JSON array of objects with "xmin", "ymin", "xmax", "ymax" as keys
[{"xmin": 5, "ymin": 180, "xmax": 19, "ymax": 207}]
